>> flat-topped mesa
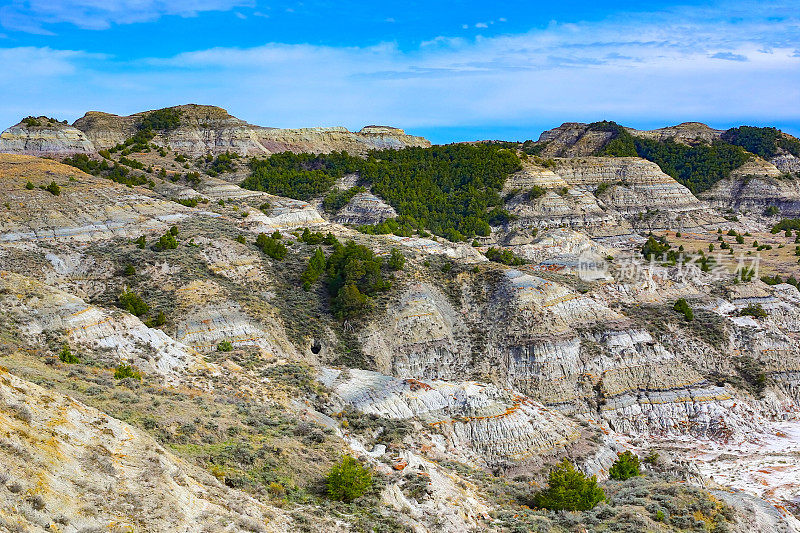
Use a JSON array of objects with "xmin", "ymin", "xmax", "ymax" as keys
[
  {"xmin": 70, "ymin": 104, "xmax": 430, "ymax": 156},
  {"xmin": 0, "ymin": 116, "xmax": 96, "ymax": 156},
  {"xmin": 629, "ymin": 121, "xmax": 724, "ymax": 145},
  {"xmin": 359, "ymin": 125, "xmax": 406, "ymax": 135}
]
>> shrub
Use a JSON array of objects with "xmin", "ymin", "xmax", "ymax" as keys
[
  {"xmin": 532, "ymin": 459, "xmax": 605, "ymax": 511},
  {"xmin": 217, "ymin": 341, "xmax": 233, "ymax": 352},
  {"xmin": 155, "ymin": 231, "xmax": 178, "ymax": 251},
  {"xmin": 326, "ymin": 240, "xmax": 390, "ymax": 320},
  {"xmin": 43, "ymin": 181, "xmax": 61, "ymax": 195},
  {"xmin": 138, "ymin": 108, "xmax": 182, "ymax": 132},
  {"xmin": 528, "ymin": 185, "xmax": 547, "ymax": 199},
  {"xmin": 325, "ymin": 456, "xmax": 372, "ymax": 502},
  {"xmin": 301, "ymin": 248, "xmax": 326, "ymax": 291},
  {"xmin": 58, "ymin": 345, "xmax": 80, "ymax": 364},
  {"xmin": 740, "ymin": 303, "xmax": 767, "ymax": 318},
  {"xmin": 322, "ymin": 186, "xmax": 367, "ymax": 213},
  {"xmin": 641, "ymin": 236, "xmax": 670, "ymax": 260},
  {"xmin": 387, "ymin": 248, "xmax": 405, "ymax": 271},
  {"xmin": 299, "ymin": 227, "xmax": 325, "ymax": 244},
  {"xmin": 673, "ymin": 298, "xmax": 693, "ymax": 321},
  {"xmin": 25, "ymin": 181, "xmax": 34, "ymax": 190},
  {"xmin": 118, "ymin": 290, "xmax": 149, "ymax": 317},
  {"xmin": 485, "ymin": 247, "xmax": 526, "ymax": 266},
  {"xmin": 765, "ymin": 205, "xmax": 780, "ymax": 216},
  {"xmin": 114, "ymin": 364, "xmax": 142, "ymax": 380},
  {"xmin": 174, "ymin": 197, "xmax": 203, "ymax": 208},
  {"xmin": 145, "ymin": 311, "xmax": 166, "ymax": 328},
  {"xmin": 123, "ymin": 264, "xmax": 136, "ymax": 276},
  {"xmin": 134, "ymin": 235, "xmax": 146, "ymax": 249},
  {"xmin": 255, "ymin": 233, "xmax": 287, "ymax": 260},
  {"xmin": 609, "ymin": 451, "xmax": 641, "ymax": 480}
]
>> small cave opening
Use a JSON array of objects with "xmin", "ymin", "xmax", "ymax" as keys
[{"xmin": 310, "ymin": 339, "xmax": 322, "ymax": 354}]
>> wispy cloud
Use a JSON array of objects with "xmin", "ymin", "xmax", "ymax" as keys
[
  {"xmin": 711, "ymin": 51, "xmax": 748, "ymax": 61},
  {"xmin": 0, "ymin": 0, "xmax": 251, "ymax": 32}
]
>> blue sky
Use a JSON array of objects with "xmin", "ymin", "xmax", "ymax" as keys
[{"xmin": 0, "ymin": 0, "xmax": 798, "ymax": 143}]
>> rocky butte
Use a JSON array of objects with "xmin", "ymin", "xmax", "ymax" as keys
[{"xmin": 0, "ymin": 110, "xmax": 798, "ymax": 532}]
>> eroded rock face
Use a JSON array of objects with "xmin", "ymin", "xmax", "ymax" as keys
[
  {"xmin": 536, "ymin": 123, "xmax": 613, "ymax": 157},
  {"xmin": 630, "ymin": 122, "xmax": 724, "ymax": 145},
  {"xmin": 700, "ymin": 158, "xmax": 800, "ymax": 216},
  {"xmin": 504, "ymin": 157, "xmax": 716, "ymax": 235},
  {"xmin": 332, "ymin": 192, "xmax": 397, "ymax": 225},
  {"xmin": 0, "ymin": 154, "xmax": 189, "ymax": 242},
  {"xmin": 322, "ymin": 368, "xmax": 582, "ymax": 467},
  {"xmin": 0, "ymin": 271, "xmax": 202, "ymax": 379},
  {"xmin": 553, "ymin": 157, "xmax": 708, "ymax": 216},
  {"xmin": 72, "ymin": 104, "xmax": 430, "ymax": 156},
  {"xmin": 0, "ymin": 117, "xmax": 96, "ymax": 157},
  {"xmin": 0, "ymin": 368, "xmax": 286, "ymax": 533}
]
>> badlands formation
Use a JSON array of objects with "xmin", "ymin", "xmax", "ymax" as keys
[{"xmin": 0, "ymin": 109, "xmax": 799, "ymax": 532}]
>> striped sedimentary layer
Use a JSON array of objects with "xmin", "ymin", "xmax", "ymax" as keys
[
  {"xmin": 0, "ymin": 154, "xmax": 189, "ymax": 242},
  {"xmin": 332, "ymin": 192, "xmax": 397, "ymax": 226},
  {"xmin": 0, "ymin": 271, "xmax": 199, "ymax": 378},
  {"xmin": 322, "ymin": 368, "xmax": 581, "ymax": 466},
  {"xmin": 363, "ymin": 283, "xmax": 471, "ymax": 379}
]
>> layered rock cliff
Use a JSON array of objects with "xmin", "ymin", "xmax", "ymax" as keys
[
  {"xmin": 71, "ymin": 104, "xmax": 430, "ymax": 156},
  {"xmin": 503, "ymin": 156, "xmax": 719, "ymax": 235},
  {"xmin": 0, "ymin": 117, "xmax": 95, "ymax": 157},
  {"xmin": 701, "ymin": 158, "xmax": 800, "ymax": 216}
]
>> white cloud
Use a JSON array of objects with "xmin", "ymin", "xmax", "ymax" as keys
[
  {"xmin": 0, "ymin": 0, "xmax": 252, "ymax": 32},
  {"xmin": 0, "ymin": 1, "xmax": 798, "ymax": 136},
  {"xmin": 475, "ymin": 22, "xmax": 488, "ymax": 29}
]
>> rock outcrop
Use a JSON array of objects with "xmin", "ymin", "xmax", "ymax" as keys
[
  {"xmin": 0, "ymin": 368, "xmax": 286, "ymax": 532},
  {"xmin": 322, "ymin": 368, "xmax": 582, "ymax": 467},
  {"xmin": 504, "ymin": 157, "xmax": 718, "ymax": 234},
  {"xmin": 0, "ymin": 270, "xmax": 203, "ymax": 379},
  {"xmin": 0, "ymin": 117, "xmax": 96, "ymax": 157},
  {"xmin": 700, "ymin": 158, "xmax": 800, "ymax": 216},
  {"xmin": 536, "ymin": 123, "xmax": 614, "ymax": 157},
  {"xmin": 72, "ymin": 104, "xmax": 430, "ymax": 156},
  {"xmin": 629, "ymin": 122, "xmax": 724, "ymax": 145},
  {"xmin": 332, "ymin": 192, "xmax": 397, "ymax": 225},
  {"xmin": 535, "ymin": 121, "xmax": 726, "ymax": 157},
  {"xmin": 0, "ymin": 154, "xmax": 189, "ymax": 242}
]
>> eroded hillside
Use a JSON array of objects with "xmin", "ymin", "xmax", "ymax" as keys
[{"xmin": 0, "ymin": 112, "xmax": 799, "ymax": 532}]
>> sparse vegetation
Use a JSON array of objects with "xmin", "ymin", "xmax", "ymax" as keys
[
  {"xmin": 114, "ymin": 363, "xmax": 142, "ymax": 380},
  {"xmin": 118, "ymin": 289, "xmax": 149, "ymax": 317},
  {"xmin": 532, "ymin": 459, "xmax": 605, "ymax": 511},
  {"xmin": 256, "ymin": 232, "xmax": 288, "ymax": 260},
  {"xmin": 608, "ymin": 451, "xmax": 641, "ymax": 480},
  {"xmin": 325, "ymin": 456, "xmax": 372, "ymax": 502}
]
